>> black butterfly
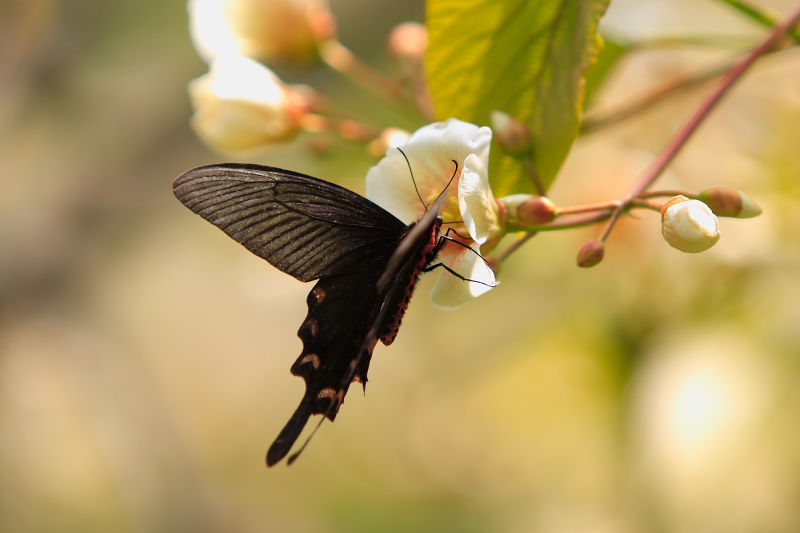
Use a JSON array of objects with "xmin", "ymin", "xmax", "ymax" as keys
[{"xmin": 173, "ymin": 162, "xmax": 481, "ymax": 466}]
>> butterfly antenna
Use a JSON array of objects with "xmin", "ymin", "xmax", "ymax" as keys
[
  {"xmin": 397, "ymin": 147, "xmax": 426, "ymax": 210},
  {"xmin": 286, "ymin": 415, "xmax": 327, "ymax": 466},
  {"xmin": 432, "ymin": 159, "xmax": 459, "ymax": 205}
]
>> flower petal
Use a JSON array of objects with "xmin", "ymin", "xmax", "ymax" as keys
[
  {"xmin": 366, "ymin": 118, "xmax": 492, "ymax": 223},
  {"xmin": 429, "ymin": 241, "xmax": 497, "ymax": 309},
  {"xmin": 189, "ymin": 0, "xmax": 241, "ymax": 62},
  {"xmin": 458, "ymin": 153, "xmax": 500, "ymax": 245},
  {"xmin": 190, "ymin": 55, "xmax": 287, "ymax": 106}
]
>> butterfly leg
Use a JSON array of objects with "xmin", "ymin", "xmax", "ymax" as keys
[
  {"xmin": 438, "ymin": 233, "xmax": 497, "ymax": 269},
  {"xmin": 422, "ymin": 232, "xmax": 497, "ymax": 287},
  {"xmin": 441, "ymin": 227, "xmax": 472, "ymax": 242},
  {"xmin": 438, "ymin": 230, "xmax": 494, "ymax": 266},
  {"xmin": 423, "ymin": 260, "xmax": 497, "ymax": 287}
]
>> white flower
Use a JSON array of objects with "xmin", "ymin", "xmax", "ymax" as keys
[
  {"xmin": 188, "ymin": 0, "xmax": 335, "ymax": 64},
  {"xmin": 189, "ymin": 55, "xmax": 306, "ymax": 153},
  {"xmin": 366, "ymin": 119, "xmax": 500, "ymax": 309},
  {"xmin": 661, "ymin": 196, "xmax": 720, "ymax": 253}
]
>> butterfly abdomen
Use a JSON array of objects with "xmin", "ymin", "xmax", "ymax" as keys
[{"xmin": 379, "ymin": 218, "xmax": 443, "ymax": 345}]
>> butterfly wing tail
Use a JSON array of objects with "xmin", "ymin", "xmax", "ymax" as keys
[{"xmin": 266, "ymin": 393, "xmax": 315, "ymax": 467}]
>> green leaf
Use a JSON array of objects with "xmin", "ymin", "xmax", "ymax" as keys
[{"xmin": 426, "ymin": 0, "xmax": 610, "ymax": 195}]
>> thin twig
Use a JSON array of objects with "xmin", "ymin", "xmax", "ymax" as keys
[
  {"xmin": 493, "ymin": 233, "xmax": 536, "ymax": 264},
  {"xmin": 405, "ymin": 59, "xmax": 436, "ymax": 121},
  {"xmin": 638, "ymin": 189, "xmax": 691, "ymax": 198},
  {"xmin": 509, "ymin": 199, "xmax": 660, "ymax": 234},
  {"xmin": 581, "ymin": 40, "xmax": 794, "ymax": 135},
  {"xmin": 318, "ymin": 39, "xmax": 408, "ymax": 105},
  {"xmin": 300, "ymin": 114, "xmax": 381, "ymax": 141},
  {"xmin": 496, "ymin": 198, "xmax": 665, "ymax": 263},
  {"xmin": 556, "ymin": 201, "xmax": 620, "ymax": 216},
  {"xmin": 522, "ymin": 158, "xmax": 545, "ymax": 195},
  {"xmin": 581, "ymin": 61, "xmax": 730, "ymax": 135},
  {"xmin": 597, "ymin": 7, "xmax": 800, "ymax": 242},
  {"xmin": 528, "ymin": 211, "xmax": 613, "ymax": 232}
]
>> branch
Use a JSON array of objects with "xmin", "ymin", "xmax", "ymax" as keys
[{"xmin": 598, "ymin": 6, "xmax": 800, "ymax": 242}]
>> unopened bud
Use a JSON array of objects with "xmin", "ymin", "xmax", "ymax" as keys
[
  {"xmin": 189, "ymin": 56, "xmax": 306, "ymax": 153},
  {"xmin": 387, "ymin": 22, "xmax": 427, "ymax": 60},
  {"xmin": 661, "ymin": 195, "xmax": 720, "ymax": 253},
  {"xmin": 189, "ymin": 0, "xmax": 337, "ymax": 64},
  {"xmin": 490, "ymin": 111, "xmax": 532, "ymax": 157},
  {"xmin": 499, "ymin": 194, "xmax": 556, "ymax": 225},
  {"xmin": 697, "ymin": 187, "xmax": 762, "ymax": 218},
  {"xmin": 577, "ymin": 239, "xmax": 605, "ymax": 268},
  {"xmin": 307, "ymin": 1, "xmax": 337, "ymax": 44},
  {"xmin": 368, "ymin": 128, "xmax": 411, "ymax": 157}
]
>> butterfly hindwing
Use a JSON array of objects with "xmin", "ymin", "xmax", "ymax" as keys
[{"xmin": 267, "ymin": 265, "xmax": 385, "ymax": 466}]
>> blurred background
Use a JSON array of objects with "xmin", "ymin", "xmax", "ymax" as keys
[{"xmin": 1, "ymin": 0, "xmax": 799, "ymax": 531}]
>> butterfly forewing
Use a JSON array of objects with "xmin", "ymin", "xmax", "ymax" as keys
[{"xmin": 173, "ymin": 164, "xmax": 406, "ymax": 281}]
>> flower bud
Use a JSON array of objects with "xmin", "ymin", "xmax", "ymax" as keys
[
  {"xmin": 189, "ymin": 56, "xmax": 307, "ymax": 152},
  {"xmin": 189, "ymin": 0, "xmax": 336, "ymax": 64},
  {"xmin": 387, "ymin": 22, "xmax": 427, "ymax": 60},
  {"xmin": 697, "ymin": 187, "xmax": 762, "ymax": 218},
  {"xmin": 661, "ymin": 195, "xmax": 720, "ymax": 253},
  {"xmin": 490, "ymin": 111, "xmax": 532, "ymax": 157},
  {"xmin": 368, "ymin": 128, "xmax": 411, "ymax": 157},
  {"xmin": 498, "ymin": 194, "xmax": 556, "ymax": 225},
  {"xmin": 577, "ymin": 239, "xmax": 605, "ymax": 268}
]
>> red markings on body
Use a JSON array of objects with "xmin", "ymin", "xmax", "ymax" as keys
[{"xmin": 379, "ymin": 219, "xmax": 442, "ymax": 345}]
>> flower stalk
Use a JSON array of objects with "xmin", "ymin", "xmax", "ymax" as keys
[{"xmin": 318, "ymin": 39, "xmax": 409, "ymax": 105}]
